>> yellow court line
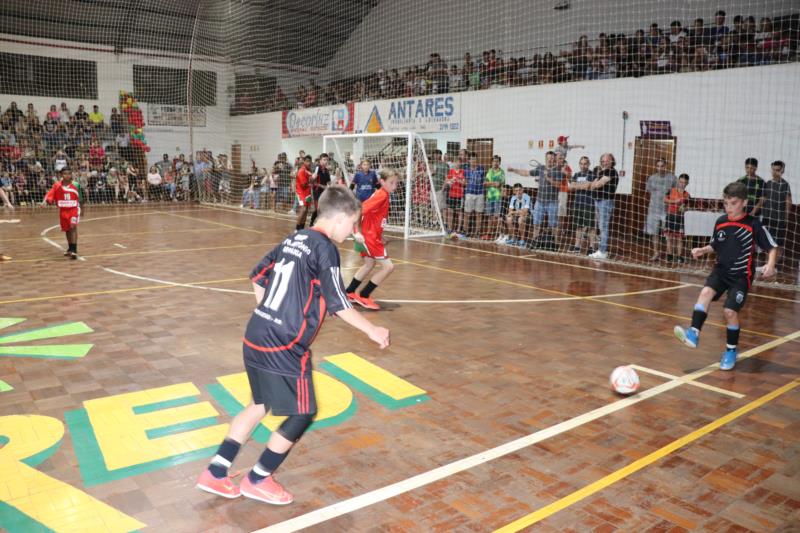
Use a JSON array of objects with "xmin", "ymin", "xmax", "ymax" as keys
[
  {"xmin": 409, "ymin": 238, "xmax": 800, "ymax": 304},
  {"xmin": 0, "ymin": 276, "xmax": 251, "ymax": 305},
  {"xmin": 391, "ymin": 257, "xmax": 788, "ymax": 340},
  {"xmin": 160, "ymin": 211, "xmax": 264, "ymax": 234},
  {"xmin": 494, "ymin": 377, "xmax": 800, "ymax": 532},
  {"xmin": 5, "ymin": 243, "xmax": 275, "ymax": 264}
]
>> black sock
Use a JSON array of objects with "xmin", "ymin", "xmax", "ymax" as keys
[
  {"xmin": 345, "ymin": 277, "xmax": 362, "ymax": 294},
  {"xmin": 360, "ymin": 280, "xmax": 378, "ymax": 298},
  {"xmin": 726, "ymin": 325, "xmax": 740, "ymax": 349},
  {"xmin": 310, "ymin": 211, "xmax": 318, "ymax": 225},
  {"xmin": 690, "ymin": 304, "xmax": 707, "ymax": 332},
  {"xmin": 208, "ymin": 438, "xmax": 241, "ymax": 479},
  {"xmin": 295, "ymin": 223, "xmax": 305, "ymax": 231},
  {"xmin": 248, "ymin": 448, "xmax": 289, "ymax": 483}
]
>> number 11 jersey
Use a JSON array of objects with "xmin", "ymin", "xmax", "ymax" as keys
[{"xmin": 243, "ymin": 228, "xmax": 352, "ymax": 377}]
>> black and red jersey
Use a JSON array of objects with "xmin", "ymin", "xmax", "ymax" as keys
[
  {"xmin": 243, "ymin": 228, "xmax": 352, "ymax": 377},
  {"xmin": 709, "ymin": 214, "xmax": 777, "ymax": 282}
]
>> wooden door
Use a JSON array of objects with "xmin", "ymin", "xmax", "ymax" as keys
[
  {"xmin": 230, "ymin": 144, "xmax": 242, "ymax": 174},
  {"xmin": 466, "ymin": 138, "xmax": 493, "ymax": 168}
]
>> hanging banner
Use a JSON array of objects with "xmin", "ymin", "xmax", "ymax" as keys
[
  {"xmin": 147, "ymin": 105, "xmax": 206, "ymax": 127},
  {"xmin": 356, "ymin": 95, "xmax": 461, "ymax": 134},
  {"xmin": 281, "ymin": 102, "xmax": 355, "ymax": 138}
]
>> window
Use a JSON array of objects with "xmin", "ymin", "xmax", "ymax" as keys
[
  {"xmin": 230, "ymin": 73, "xmax": 276, "ymax": 115},
  {"xmin": 0, "ymin": 52, "xmax": 97, "ymax": 99},
  {"xmin": 133, "ymin": 65, "xmax": 217, "ymax": 106}
]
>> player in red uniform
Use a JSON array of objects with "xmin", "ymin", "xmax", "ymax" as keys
[
  {"xmin": 294, "ymin": 155, "xmax": 313, "ymax": 231},
  {"xmin": 42, "ymin": 168, "xmax": 82, "ymax": 259},
  {"xmin": 345, "ymin": 169, "xmax": 399, "ymax": 310}
]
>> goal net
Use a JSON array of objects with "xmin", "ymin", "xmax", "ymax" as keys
[{"xmin": 324, "ymin": 132, "xmax": 446, "ymax": 239}]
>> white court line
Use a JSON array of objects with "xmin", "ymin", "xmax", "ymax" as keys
[
  {"xmin": 113, "ymin": 243, "xmax": 127, "ymax": 249},
  {"xmin": 102, "ymin": 267, "xmax": 252, "ymax": 294},
  {"xmin": 0, "ymin": 219, "xmax": 20, "ymax": 223},
  {"xmin": 630, "ymin": 364, "xmax": 745, "ymax": 398},
  {"xmin": 253, "ymin": 329, "xmax": 800, "ymax": 533}
]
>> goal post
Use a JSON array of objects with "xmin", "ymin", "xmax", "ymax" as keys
[{"xmin": 323, "ymin": 132, "xmax": 446, "ymax": 240}]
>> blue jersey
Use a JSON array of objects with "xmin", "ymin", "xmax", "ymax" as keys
[
  {"xmin": 243, "ymin": 228, "xmax": 352, "ymax": 377},
  {"xmin": 464, "ymin": 165, "xmax": 485, "ymax": 195},
  {"xmin": 352, "ymin": 170, "xmax": 379, "ymax": 201}
]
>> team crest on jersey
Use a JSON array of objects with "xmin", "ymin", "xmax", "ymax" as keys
[
  {"xmin": 294, "ymin": 234, "xmax": 308, "ymax": 241},
  {"xmin": 716, "ymin": 230, "xmax": 726, "ymax": 242}
]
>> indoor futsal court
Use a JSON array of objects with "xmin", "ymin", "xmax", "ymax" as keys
[
  {"xmin": 1, "ymin": 0, "xmax": 800, "ymax": 531},
  {"xmin": 1, "ymin": 204, "xmax": 798, "ymax": 531}
]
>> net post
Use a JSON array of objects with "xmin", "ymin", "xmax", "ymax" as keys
[{"xmin": 404, "ymin": 132, "xmax": 413, "ymax": 240}]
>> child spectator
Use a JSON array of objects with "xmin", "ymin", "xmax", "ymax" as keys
[
  {"xmin": 505, "ymin": 183, "xmax": 531, "ymax": 246},
  {"xmin": 147, "ymin": 165, "xmax": 164, "ymax": 201},
  {"xmin": 106, "ymin": 167, "xmax": 119, "ymax": 202},
  {"xmin": 760, "ymin": 160, "xmax": 792, "ymax": 262},
  {"xmin": 411, "ymin": 161, "xmax": 432, "ymax": 227},
  {"xmin": 351, "ymin": 159, "xmax": 379, "ymax": 202},
  {"xmin": 463, "ymin": 152, "xmax": 485, "ymax": 237},
  {"xmin": 444, "ymin": 159, "xmax": 465, "ymax": 237},
  {"xmin": 674, "ymin": 181, "xmax": 778, "ymax": 370},
  {"xmin": 241, "ymin": 175, "xmax": 259, "ymax": 209},
  {"xmin": 483, "ymin": 155, "xmax": 506, "ymax": 240},
  {"xmin": 664, "ymin": 173, "xmax": 691, "ymax": 263},
  {"xmin": 570, "ymin": 156, "xmax": 597, "ymax": 254},
  {"xmin": 737, "ymin": 157, "xmax": 765, "ymax": 215},
  {"xmin": 554, "ymin": 135, "xmax": 585, "ymax": 159}
]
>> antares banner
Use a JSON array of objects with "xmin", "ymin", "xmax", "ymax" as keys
[
  {"xmin": 356, "ymin": 95, "xmax": 461, "ymax": 134},
  {"xmin": 147, "ymin": 105, "xmax": 206, "ymax": 127},
  {"xmin": 282, "ymin": 102, "xmax": 355, "ymax": 138}
]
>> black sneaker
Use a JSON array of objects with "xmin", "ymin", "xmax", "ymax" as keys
[
  {"xmin": 69, "ymin": 252, "xmax": 78, "ymax": 260},
  {"xmin": 570, "ymin": 246, "xmax": 581, "ymax": 254},
  {"xmin": 587, "ymin": 248, "xmax": 596, "ymax": 256},
  {"xmin": 64, "ymin": 250, "xmax": 71, "ymax": 256}
]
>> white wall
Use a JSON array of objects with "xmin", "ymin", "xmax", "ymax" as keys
[
  {"xmin": 231, "ymin": 63, "xmax": 800, "ymax": 199},
  {"xmin": 326, "ymin": 0, "xmax": 798, "ymax": 78},
  {"xmin": 0, "ymin": 33, "xmax": 231, "ymax": 166}
]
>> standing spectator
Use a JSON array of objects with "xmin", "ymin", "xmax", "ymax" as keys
[
  {"xmin": 664, "ymin": 173, "xmax": 691, "ymax": 263},
  {"xmin": 737, "ymin": 157, "xmax": 765, "ymax": 215},
  {"xmin": 58, "ymin": 102, "xmax": 70, "ymax": 122},
  {"xmin": 46, "ymin": 104, "xmax": 60, "ymax": 122},
  {"xmin": 88, "ymin": 139, "xmax": 105, "ymax": 171},
  {"xmin": 484, "ymin": 155, "xmax": 505, "ymax": 240},
  {"xmin": 351, "ymin": 159, "xmax": 379, "ymax": 202},
  {"xmin": 3, "ymin": 102, "xmax": 24, "ymax": 126},
  {"xmin": 570, "ymin": 153, "xmax": 619, "ymax": 259},
  {"xmin": 509, "ymin": 152, "xmax": 561, "ymax": 249},
  {"xmin": 645, "ymin": 158, "xmax": 677, "ymax": 261},
  {"xmin": 155, "ymin": 153, "xmax": 171, "ymax": 177},
  {"xmin": 555, "ymin": 152, "xmax": 572, "ymax": 247},
  {"xmin": 273, "ymin": 153, "xmax": 292, "ymax": 211},
  {"xmin": 309, "ymin": 154, "xmax": 331, "ymax": 226},
  {"xmin": 760, "ymin": 160, "xmax": 793, "ymax": 264},
  {"xmin": 462, "ymin": 152, "xmax": 485, "ymax": 237},
  {"xmin": 570, "ymin": 156, "xmax": 597, "ymax": 254},
  {"xmin": 110, "ymin": 107, "xmax": 125, "ymax": 135},
  {"xmin": 689, "ymin": 18, "xmax": 709, "ymax": 51},
  {"xmin": 505, "ymin": 183, "xmax": 531, "ymax": 246},
  {"xmin": 449, "ymin": 65, "xmax": 464, "ymax": 92},
  {"xmin": 106, "ymin": 166, "xmax": 119, "ymax": 202},
  {"xmin": 444, "ymin": 159, "xmax": 465, "ymax": 237},
  {"xmin": 74, "ymin": 105, "xmax": 89, "ymax": 125},
  {"xmin": 710, "ymin": 10, "xmax": 729, "ymax": 48}
]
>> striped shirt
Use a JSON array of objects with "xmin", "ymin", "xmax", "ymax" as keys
[{"xmin": 710, "ymin": 214, "xmax": 777, "ymax": 280}]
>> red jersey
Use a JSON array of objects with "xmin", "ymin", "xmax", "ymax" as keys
[
  {"xmin": 45, "ymin": 180, "xmax": 81, "ymax": 210},
  {"xmin": 296, "ymin": 166, "xmax": 312, "ymax": 197},
  {"xmin": 447, "ymin": 168, "xmax": 465, "ymax": 198},
  {"xmin": 665, "ymin": 188, "xmax": 690, "ymax": 215},
  {"xmin": 361, "ymin": 187, "xmax": 390, "ymax": 238}
]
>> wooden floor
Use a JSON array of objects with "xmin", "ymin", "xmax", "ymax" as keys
[{"xmin": 1, "ymin": 203, "xmax": 798, "ymax": 533}]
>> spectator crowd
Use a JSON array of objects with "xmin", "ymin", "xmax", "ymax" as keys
[{"xmin": 265, "ymin": 10, "xmax": 798, "ymax": 111}]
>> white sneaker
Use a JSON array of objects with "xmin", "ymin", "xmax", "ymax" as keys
[
  {"xmin": 288, "ymin": 209, "xmax": 296, "ymax": 216},
  {"xmin": 589, "ymin": 250, "xmax": 608, "ymax": 259}
]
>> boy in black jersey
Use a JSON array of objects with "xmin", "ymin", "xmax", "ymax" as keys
[
  {"xmin": 309, "ymin": 153, "xmax": 332, "ymax": 226},
  {"xmin": 197, "ymin": 185, "xmax": 390, "ymax": 505},
  {"xmin": 674, "ymin": 182, "xmax": 777, "ymax": 370}
]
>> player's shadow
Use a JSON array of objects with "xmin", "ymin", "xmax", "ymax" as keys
[
  {"xmin": 683, "ymin": 357, "xmax": 799, "ymax": 376},
  {"xmin": 372, "ymin": 302, "xmax": 400, "ymax": 312}
]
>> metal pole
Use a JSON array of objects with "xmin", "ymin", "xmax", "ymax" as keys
[{"xmin": 404, "ymin": 133, "xmax": 413, "ymax": 240}]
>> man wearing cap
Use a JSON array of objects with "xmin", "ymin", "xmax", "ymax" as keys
[{"xmin": 554, "ymin": 135, "xmax": 584, "ymax": 159}]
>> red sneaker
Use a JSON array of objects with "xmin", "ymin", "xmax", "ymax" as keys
[
  {"xmin": 347, "ymin": 292, "xmax": 359, "ymax": 303},
  {"xmin": 240, "ymin": 475, "xmax": 294, "ymax": 505},
  {"xmin": 196, "ymin": 468, "xmax": 240, "ymax": 498},
  {"xmin": 355, "ymin": 294, "xmax": 381, "ymax": 310}
]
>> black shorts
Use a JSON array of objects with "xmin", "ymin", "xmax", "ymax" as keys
[
  {"xmin": 573, "ymin": 205, "xmax": 595, "ymax": 228},
  {"xmin": 447, "ymin": 196, "xmax": 463, "ymax": 210},
  {"xmin": 761, "ymin": 218, "xmax": 786, "ymax": 246},
  {"xmin": 664, "ymin": 213, "xmax": 685, "ymax": 235},
  {"xmin": 245, "ymin": 364, "xmax": 317, "ymax": 416},
  {"xmin": 705, "ymin": 268, "xmax": 750, "ymax": 312}
]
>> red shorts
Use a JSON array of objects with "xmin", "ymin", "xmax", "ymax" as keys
[
  {"xmin": 60, "ymin": 208, "xmax": 80, "ymax": 232},
  {"xmin": 296, "ymin": 189, "xmax": 312, "ymax": 206},
  {"xmin": 360, "ymin": 232, "xmax": 387, "ymax": 259}
]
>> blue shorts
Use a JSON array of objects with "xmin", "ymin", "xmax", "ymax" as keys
[
  {"xmin": 485, "ymin": 200, "xmax": 502, "ymax": 216},
  {"xmin": 532, "ymin": 201, "xmax": 558, "ymax": 227}
]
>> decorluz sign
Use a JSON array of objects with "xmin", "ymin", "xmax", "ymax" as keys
[
  {"xmin": 356, "ymin": 94, "xmax": 461, "ymax": 133},
  {"xmin": 281, "ymin": 102, "xmax": 355, "ymax": 138},
  {"xmin": 146, "ymin": 105, "xmax": 206, "ymax": 127},
  {"xmin": 640, "ymin": 120, "xmax": 672, "ymax": 139}
]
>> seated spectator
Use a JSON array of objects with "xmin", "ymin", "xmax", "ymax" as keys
[
  {"xmin": 3, "ymin": 102, "xmax": 24, "ymax": 126},
  {"xmin": 59, "ymin": 102, "xmax": 70, "ymax": 122},
  {"xmin": 668, "ymin": 21, "xmax": 686, "ymax": 44},
  {"xmin": 689, "ymin": 18, "xmax": 708, "ymax": 51},
  {"xmin": 241, "ymin": 175, "xmax": 259, "ymax": 209},
  {"xmin": 110, "ymin": 107, "xmax": 125, "ymax": 135},
  {"xmin": 0, "ymin": 172, "xmax": 14, "ymax": 205},
  {"xmin": 89, "ymin": 139, "xmax": 105, "ymax": 170},
  {"xmin": 449, "ymin": 65, "xmax": 464, "ymax": 92},
  {"xmin": 74, "ymin": 105, "xmax": 89, "ymax": 125},
  {"xmin": 504, "ymin": 183, "xmax": 531, "ymax": 246},
  {"xmin": 46, "ymin": 104, "xmax": 60, "ymax": 122},
  {"xmin": 146, "ymin": 165, "xmax": 164, "ymax": 201},
  {"xmin": 710, "ymin": 10, "xmax": 729, "ymax": 49}
]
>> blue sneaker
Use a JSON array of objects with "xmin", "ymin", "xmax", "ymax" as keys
[
  {"xmin": 674, "ymin": 326, "xmax": 698, "ymax": 348},
  {"xmin": 517, "ymin": 239, "xmax": 526, "ymax": 246},
  {"xmin": 505, "ymin": 237, "xmax": 516, "ymax": 245},
  {"xmin": 720, "ymin": 348, "xmax": 737, "ymax": 370}
]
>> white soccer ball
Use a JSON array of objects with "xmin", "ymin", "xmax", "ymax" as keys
[{"xmin": 610, "ymin": 365, "xmax": 640, "ymax": 395}]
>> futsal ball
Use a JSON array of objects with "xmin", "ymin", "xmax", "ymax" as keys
[{"xmin": 610, "ymin": 365, "xmax": 640, "ymax": 395}]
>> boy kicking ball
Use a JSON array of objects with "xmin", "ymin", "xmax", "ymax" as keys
[
  {"xmin": 674, "ymin": 182, "xmax": 778, "ymax": 370},
  {"xmin": 42, "ymin": 168, "xmax": 83, "ymax": 259},
  {"xmin": 196, "ymin": 185, "xmax": 389, "ymax": 504},
  {"xmin": 345, "ymin": 169, "xmax": 399, "ymax": 311}
]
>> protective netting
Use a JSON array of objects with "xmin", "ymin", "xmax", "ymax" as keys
[{"xmin": 0, "ymin": 0, "xmax": 798, "ymax": 285}]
